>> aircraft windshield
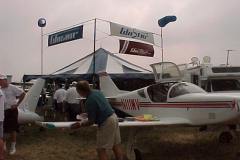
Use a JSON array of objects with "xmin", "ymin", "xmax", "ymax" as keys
[
  {"xmin": 169, "ymin": 82, "xmax": 206, "ymax": 98},
  {"xmin": 150, "ymin": 62, "xmax": 181, "ymax": 83},
  {"xmin": 147, "ymin": 83, "xmax": 170, "ymax": 102}
]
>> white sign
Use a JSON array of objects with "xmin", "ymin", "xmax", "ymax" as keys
[{"xmin": 110, "ymin": 22, "xmax": 154, "ymax": 44}]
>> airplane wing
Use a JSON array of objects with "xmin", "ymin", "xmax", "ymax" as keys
[
  {"xmin": 35, "ymin": 117, "xmax": 191, "ymax": 129},
  {"xmin": 35, "ymin": 121, "xmax": 85, "ymax": 129},
  {"xmin": 119, "ymin": 118, "xmax": 191, "ymax": 127}
]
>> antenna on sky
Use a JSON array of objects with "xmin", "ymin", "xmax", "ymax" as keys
[{"xmin": 225, "ymin": 49, "xmax": 237, "ymax": 65}]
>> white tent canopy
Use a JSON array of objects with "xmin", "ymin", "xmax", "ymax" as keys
[{"xmin": 23, "ymin": 48, "xmax": 154, "ymax": 82}]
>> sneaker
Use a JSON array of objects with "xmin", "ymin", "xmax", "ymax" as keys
[{"xmin": 10, "ymin": 149, "xmax": 16, "ymax": 155}]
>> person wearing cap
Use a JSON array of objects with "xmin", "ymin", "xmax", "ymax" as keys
[
  {"xmin": 63, "ymin": 81, "xmax": 85, "ymax": 122},
  {"xmin": 0, "ymin": 73, "xmax": 26, "ymax": 155},
  {"xmin": 0, "ymin": 89, "xmax": 5, "ymax": 160}
]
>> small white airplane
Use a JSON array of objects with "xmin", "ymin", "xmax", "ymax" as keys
[
  {"xmin": 17, "ymin": 78, "xmax": 45, "ymax": 132},
  {"xmin": 35, "ymin": 62, "xmax": 240, "ymax": 160}
]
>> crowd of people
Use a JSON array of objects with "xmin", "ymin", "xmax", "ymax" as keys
[
  {"xmin": 48, "ymin": 81, "xmax": 85, "ymax": 122},
  {"xmin": 0, "ymin": 74, "xmax": 124, "ymax": 160}
]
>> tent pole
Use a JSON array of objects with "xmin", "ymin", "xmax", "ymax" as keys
[
  {"xmin": 41, "ymin": 27, "xmax": 43, "ymax": 75},
  {"xmin": 93, "ymin": 18, "xmax": 96, "ymax": 89},
  {"xmin": 160, "ymin": 27, "xmax": 163, "ymax": 63}
]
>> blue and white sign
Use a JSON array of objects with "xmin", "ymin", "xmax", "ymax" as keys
[{"xmin": 48, "ymin": 25, "xmax": 83, "ymax": 46}]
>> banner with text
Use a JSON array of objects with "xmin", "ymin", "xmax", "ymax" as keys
[
  {"xmin": 110, "ymin": 22, "xmax": 154, "ymax": 44},
  {"xmin": 48, "ymin": 25, "xmax": 83, "ymax": 46},
  {"xmin": 119, "ymin": 40, "xmax": 154, "ymax": 57}
]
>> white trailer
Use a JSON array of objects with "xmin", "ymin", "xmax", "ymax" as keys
[{"xmin": 180, "ymin": 56, "xmax": 240, "ymax": 93}]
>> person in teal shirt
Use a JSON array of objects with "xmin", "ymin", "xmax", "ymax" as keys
[
  {"xmin": 86, "ymin": 89, "xmax": 114, "ymax": 125},
  {"xmin": 71, "ymin": 80, "xmax": 123, "ymax": 160}
]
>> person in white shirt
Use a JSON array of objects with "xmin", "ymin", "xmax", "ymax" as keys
[
  {"xmin": 0, "ymin": 73, "xmax": 26, "ymax": 155},
  {"xmin": 0, "ymin": 89, "xmax": 5, "ymax": 160},
  {"xmin": 63, "ymin": 81, "xmax": 85, "ymax": 121},
  {"xmin": 53, "ymin": 83, "xmax": 66, "ymax": 121}
]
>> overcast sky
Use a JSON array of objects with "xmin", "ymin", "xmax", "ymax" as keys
[{"xmin": 1, "ymin": 0, "xmax": 240, "ymax": 81}]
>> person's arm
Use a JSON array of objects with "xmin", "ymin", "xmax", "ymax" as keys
[
  {"xmin": 11, "ymin": 92, "xmax": 26, "ymax": 109},
  {"xmin": 71, "ymin": 119, "xmax": 94, "ymax": 129},
  {"xmin": 80, "ymin": 100, "xmax": 85, "ymax": 113},
  {"xmin": 80, "ymin": 113, "xmax": 87, "ymax": 117},
  {"xmin": 18, "ymin": 92, "xmax": 26, "ymax": 104},
  {"xmin": 82, "ymin": 119, "xmax": 94, "ymax": 126}
]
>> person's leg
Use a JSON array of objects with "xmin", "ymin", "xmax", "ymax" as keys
[
  {"xmin": 9, "ymin": 131, "xmax": 16, "ymax": 154},
  {"xmin": 3, "ymin": 110, "xmax": 8, "ymax": 151},
  {"xmin": 2, "ymin": 133, "xmax": 6, "ymax": 151},
  {"xmin": 97, "ymin": 148, "xmax": 107, "ymax": 160},
  {"xmin": 112, "ymin": 114, "xmax": 123, "ymax": 160},
  {"xmin": 68, "ymin": 106, "xmax": 74, "ymax": 121},
  {"xmin": 72, "ymin": 104, "xmax": 81, "ymax": 121},
  {"xmin": 97, "ymin": 114, "xmax": 122, "ymax": 160},
  {"xmin": 63, "ymin": 112, "xmax": 68, "ymax": 122},
  {"xmin": 0, "ymin": 122, "xmax": 3, "ymax": 160},
  {"xmin": 112, "ymin": 144, "xmax": 123, "ymax": 160},
  {"xmin": 0, "ymin": 139, "xmax": 3, "ymax": 160},
  {"xmin": 11, "ymin": 131, "xmax": 16, "ymax": 143},
  {"xmin": 10, "ymin": 109, "xmax": 18, "ymax": 154},
  {"xmin": 96, "ymin": 119, "xmax": 111, "ymax": 160},
  {"xmin": 10, "ymin": 131, "xmax": 16, "ymax": 148}
]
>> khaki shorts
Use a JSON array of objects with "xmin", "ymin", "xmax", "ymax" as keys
[{"xmin": 96, "ymin": 113, "xmax": 121, "ymax": 149}]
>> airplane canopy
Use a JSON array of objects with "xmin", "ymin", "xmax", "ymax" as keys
[{"xmin": 150, "ymin": 62, "xmax": 181, "ymax": 83}]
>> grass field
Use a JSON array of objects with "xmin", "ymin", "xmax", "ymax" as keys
[
  {"xmin": 1, "ymin": 108, "xmax": 240, "ymax": 160},
  {"xmin": 2, "ymin": 122, "xmax": 240, "ymax": 160}
]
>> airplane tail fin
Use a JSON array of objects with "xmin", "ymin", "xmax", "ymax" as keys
[
  {"xmin": 99, "ymin": 72, "xmax": 128, "ymax": 97},
  {"xmin": 18, "ymin": 78, "xmax": 45, "ymax": 112}
]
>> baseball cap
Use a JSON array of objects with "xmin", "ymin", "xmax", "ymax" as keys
[
  {"xmin": 0, "ymin": 74, "xmax": 7, "ymax": 80},
  {"xmin": 71, "ymin": 81, "xmax": 77, "ymax": 85}
]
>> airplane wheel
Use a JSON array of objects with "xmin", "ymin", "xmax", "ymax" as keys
[
  {"xmin": 219, "ymin": 131, "xmax": 233, "ymax": 143},
  {"xmin": 39, "ymin": 127, "xmax": 46, "ymax": 132},
  {"xmin": 134, "ymin": 148, "xmax": 142, "ymax": 160},
  {"xmin": 18, "ymin": 125, "xmax": 26, "ymax": 133},
  {"xmin": 237, "ymin": 152, "xmax": 240, "ymax": 160}
]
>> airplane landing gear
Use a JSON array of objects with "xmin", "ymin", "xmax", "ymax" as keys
[
  {"xmin": 126, "ymin": 127, "xmax": 142, "ymax": 160},
  {"xmin": 18, "ymin": 125, "xmax": 26, "ymax": 133},
  {"xmin": 219, "ymin": 131, "xmax": 233, "ymax": 143},
  {"xmin": 134, "ymin": 148, "xmax": 142, "ymax": 160}
]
